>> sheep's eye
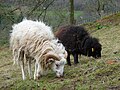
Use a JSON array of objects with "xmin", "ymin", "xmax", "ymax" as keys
[{"xmin": 56, "ymin": 64, "xmax": 59, "ymax": 67}]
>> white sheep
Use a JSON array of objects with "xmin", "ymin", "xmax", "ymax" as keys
[{"xmin": 10, "ymin": 19, "xmax": 67, "ymax": 80}]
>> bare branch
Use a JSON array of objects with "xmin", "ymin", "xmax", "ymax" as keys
[
  {"xmin": 9, "ymin": 7, "xmax": 20, "ymax": 13},
  {"xmin": 37, "ymin": 0, "xmax": 55, "ymax": 20},
  {"xmin": 27, "ymin": 0, "xmax": 47, "ymax": 17}
]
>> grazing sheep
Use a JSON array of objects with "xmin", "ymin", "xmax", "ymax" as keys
[
  {"xmin": 55, "ymin": 25, "xmax": 102, "ymax": 66},
  {"xmin": 10, "ymin": 19, "xmax": 67, "ymax": 80}
]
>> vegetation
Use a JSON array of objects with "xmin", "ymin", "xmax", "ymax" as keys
[
  {"xmin": 0, "ymin": 13, "xmax": 120, "ymax": 90},
  {"xmin": 1, "ymin": 0, "xmax": 120, "ymax": 46}
]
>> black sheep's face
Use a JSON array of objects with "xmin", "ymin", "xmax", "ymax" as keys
[
  {"xmin": 91, "ymin": 47, "xmax": 102, "ymax": 59},
  {"xmin": 86, "ymin": 38, "xmax": 102, "ymax": 59},
  {"xmin": 87, "ymin": 44, "xmax": 102, "ymax": 59}
]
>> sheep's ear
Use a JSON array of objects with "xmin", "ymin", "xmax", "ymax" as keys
[
  {"xmin": 64, "ymin": 51, "xmax": 68, "ymax": 59},
  {"xmin": 47, "ymin": 59, "xmax": 54, "ymax": 64},
  {"xmin": 92, "ymin": 48, "xmax": 94, "ymax": 52}
]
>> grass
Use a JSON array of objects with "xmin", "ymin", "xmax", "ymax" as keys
[{"xmin": 0, "ymin": 13, "xmax": 120, "ymax": 90}]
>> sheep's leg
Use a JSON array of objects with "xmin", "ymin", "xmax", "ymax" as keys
[
  {"xmin": 12, "ymin": 49, "xmax": 15, "ymax": 64},
  {"xmin": 28, "ymin": 59, "xmax": 32, "ymax": 79},
  {"xmin": 13, "ymin": 49, "xmax": 18, "ymax": 65},
  {"xmin": 73, "ymin": 53, "xmax": 79, "ymax": 64},
  {"xmin": 19, "ymin": 50, "xmax": 26, "ymax": 80},
  {"xmin": 34, "ymin": 61, "xmax": 38, "ymax": 80},
  {"xmin": 67, "ymin": 52, "xmax": 71, "ymax": 66},
  {"xmin": 36, "ymin": 62, "xmax": 41, "ymax": 79},
  {"xmin": 20, "ymin": 60, "xmax": 26, "ymax": 80}
]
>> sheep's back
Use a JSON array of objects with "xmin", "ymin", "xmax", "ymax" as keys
[
  {"xmin": 10, "ymin": 19, "xmax": 55, "ymax": 49},
  {"xmin": 55, "ymin": 25, "xmax": 89, "ymax": 52}
]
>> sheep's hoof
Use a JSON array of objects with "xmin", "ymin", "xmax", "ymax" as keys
[
  {"xmin": 67, "ymin": 63, "xmax": 71, "ymax": 66},
  {"xmin": 74, "ymin": 61, "xmax": 79, "ymax": 64},
  {"xmin": 34, "ymin": 76, "xmax": 41, "ymax": 81},
  {"xmin": 37, "ymin": 76, "xmax": 41, "ymax": 79},
  {"xmin": 29, "ymin": 77, "xmax": 32, "ymax": 80}
]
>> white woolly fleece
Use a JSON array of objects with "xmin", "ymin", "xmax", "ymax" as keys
[
  {"xmin": 11, "ymin": 19, "xmax": 54, "ymax": 42},
  {"xmin": 10, "ymin": 19, "xmax": 67, "ymax": 80}
]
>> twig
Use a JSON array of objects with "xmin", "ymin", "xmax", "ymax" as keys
[
  {"xmin": 27, "ymin": 0, "xmax": 46, "ymax": 17},
  {"xmin": 37, "ymin": 0, "xmax": 55, "ymax": 20}
]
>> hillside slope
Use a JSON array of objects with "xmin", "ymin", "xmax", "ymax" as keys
[
  {"xmin": 91, "ymin": 13, "xmax": 120, "ymax": 60},
  {"xmin": 0, "ymin": 13, "xmax": 120, "ymax": 90}
]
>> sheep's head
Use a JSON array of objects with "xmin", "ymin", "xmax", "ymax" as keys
[
  {"xmin": 52, "ymin": 58, "xmax": 66, "ymax": 77},
  {"xmin": 45, "ymin": 52, "xmax": 66, "ymax": 78},
  {"xmin": 86, "ymin": 38, "xmax": 102, "ymax": 59}
]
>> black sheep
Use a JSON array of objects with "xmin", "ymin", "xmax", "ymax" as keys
[{"xmin": 55, "ymin": 25, "xmax": 102, "ymax": 66}]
